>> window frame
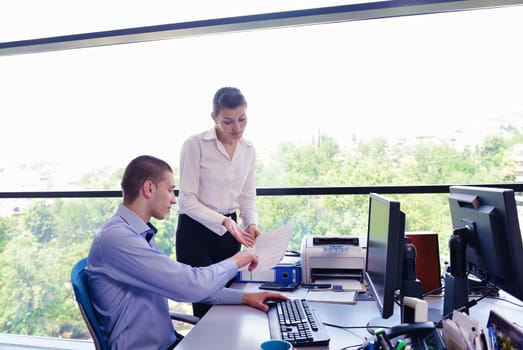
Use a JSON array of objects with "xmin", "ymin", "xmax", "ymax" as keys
[{"xmin": 2, "ymin": 0, "xmax": 523, "ymax": 56}]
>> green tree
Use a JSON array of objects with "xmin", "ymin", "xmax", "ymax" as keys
[
  {"xmin": 23, "ymin": 201, "xmax": 56, "ymax": 244},
  {"xmin": 480, "ymin": 134, "xmax": 507, "ymax": 169},
  {"xmin": 270, "ymin": 135, "xmax": 341, "ymax": 186},
  {"xmin": 256, "ymin": 135, "xmax": 349, "ymax": 249},
  {"xmin": 0, "ymin": 232, "xmax": 49, "ymax": 334},
  {"xmin": 152, "ymin": 214, "xmax": 178, "ymax": 258},
  {"xmin": 50, "ymin": 198, "xmax": 118, "ymax": 246},
  {"xmin": 399, "ymin": 142, "xmax": 476, "ymax": 184},
  {"xmin": 0, "ymin": 216, "xmax": 15, "ymax": 253},
  {"xmin": 336, "ymin": 138, "xmax": 397, "ymax": 186},
  {"xmin": 1, "ymin": 129, "xmax": 521, "ymax": 340}
]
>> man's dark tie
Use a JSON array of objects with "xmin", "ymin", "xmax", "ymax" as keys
[
  {"xmin": 145, "ymin": 222, "xmax": 157, "ymax": 243},
  {"xmin": 145, "ymin": 231, "xmax": 154, "ymax": 242}
]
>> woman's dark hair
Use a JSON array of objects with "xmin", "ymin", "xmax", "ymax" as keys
[
  {"xmin": 212, "ymin": 87, "xmax": 247, "ymax": 116},
  {"xmin": 121, "ymin": 155, "xmax": 172, "ymax": 204}
]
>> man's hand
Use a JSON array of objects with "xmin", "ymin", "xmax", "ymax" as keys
[
  {"xmin": 242, "ymin": 291, "xmax": 289, "ymax": 312},
  {"xmin": 223, "ymin": 217, "xmax": 255, "ymax": 247},
  {"xmin": 230, "ymin": 250, "xmax": 259, "ymax": 271}
]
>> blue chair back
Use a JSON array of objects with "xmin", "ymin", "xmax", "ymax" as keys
[{"xmin": 71, "ymin": 257, "xmax": 109, "ymax": 350}]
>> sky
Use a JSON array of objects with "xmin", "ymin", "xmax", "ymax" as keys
[{"xmin": 1, "ymin": 2, "xmax": 523, "ymax": 171}]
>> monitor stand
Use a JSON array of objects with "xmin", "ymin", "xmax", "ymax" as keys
[
  {"xmin": 443, "ymin": 272, "xmax": 468, "ymax": 316},
  {"xmin": 400, "ymin": 238, "xmax": 424, "ymax": 323},
  {"xmin": 442, "ymin": 228, "xmax": 469, "ymax": 317}
]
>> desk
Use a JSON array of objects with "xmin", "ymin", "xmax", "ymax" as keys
[{"xmin": 176, "ymin": 284, "xmax": 523, "ymax": 349}]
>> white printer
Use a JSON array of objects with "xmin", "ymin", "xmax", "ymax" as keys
[{"xmin": 300, "ymin": 235, "xmax": 366, "ymax": 284}]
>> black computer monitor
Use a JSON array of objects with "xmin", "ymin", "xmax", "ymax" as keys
[
  {"xmin": 365, "ymin": 193, "xmax": 406, "ymax": 319},
  {"xmin": 445, "ymin": 186, "xmax": 523, "ymax": 312}
]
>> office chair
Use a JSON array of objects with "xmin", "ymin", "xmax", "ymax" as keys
[{"xmin": 71, "ymin": 257, "xmax": 199, "ymax": 350}]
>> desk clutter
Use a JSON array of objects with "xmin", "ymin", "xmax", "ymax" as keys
[
  {"xmin": 441, "ymin": 309, "xmax": 523, "ymax": 350},
  {"xmin": 353, "ymin": 309, "xmax": 523, "ymax": 350},
  {"xmin": 237, "ymin": 234, "xmax": 365, "ymax": 286},
  {"xmin": 235, "ymin": 230, "xmax": 523, "ymax": 349},
  {"xmin": 180, "ymin": 188, "xmax": 523, "ymax": 349}
]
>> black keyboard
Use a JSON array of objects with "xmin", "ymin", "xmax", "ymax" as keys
[{"xmin": 267, "ymin": 299, "xmax": 330, "ymax": 347}]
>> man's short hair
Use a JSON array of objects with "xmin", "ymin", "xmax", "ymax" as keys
[
  {"xmin": 121, "ymin": 155, "xmax": 173, "ymax": 203},
  {"xmin": 212, "ymin": 87, "xmax": 247, "ymax": 116}
]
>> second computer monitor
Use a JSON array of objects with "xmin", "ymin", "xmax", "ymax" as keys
[
  {"xmin": 365, "ymin": 193, "xmax": 406, "ymax": 319},
  {"xmin": 448, "ymin": 185, "xmax": 523, "ymax": 302}
]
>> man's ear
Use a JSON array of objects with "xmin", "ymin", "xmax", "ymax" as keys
[{"xmin": 142, "ymin": 179, "xmax": 155, "ymax": 199}]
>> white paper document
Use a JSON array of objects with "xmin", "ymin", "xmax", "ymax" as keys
[
  {"xmin": 246, "ymin": 222, "xmax": 295, "ymax": 270},
  {"xmin": 306, "ymin": 290, "xmax": 357, "ymax": 304}
]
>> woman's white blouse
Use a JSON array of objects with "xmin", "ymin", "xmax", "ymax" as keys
[{"xmin": 178, "ymin": 127, "xmax": 258, "ymax": 235}]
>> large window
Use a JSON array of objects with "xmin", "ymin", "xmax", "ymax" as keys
[
  {"xmin": 1, "ymin": 1, "xmax": 523, "ymax": 342},
  {"xmin": 2, "ymin": 5, "xmax": 523, "ymax": 191}
]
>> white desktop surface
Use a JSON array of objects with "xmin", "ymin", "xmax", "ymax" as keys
[
  {"xmin": 175, "ymin": 303, "xmax": 270, "ymax": 350},
  {"xmin": 176, "ymin": 302, "xmax": 377, "ymax": 350},
  {"xmin": 176, "ymin": 283, "xmax": 523, "ymax": 349},
  {"xmin": 177, "ymin": 283, "xmax": 383, "ymax": 350}
]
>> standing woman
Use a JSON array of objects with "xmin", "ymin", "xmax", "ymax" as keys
[{"xmin": 176, "ymin": 87, "xmax": 261, "ymax": 317}]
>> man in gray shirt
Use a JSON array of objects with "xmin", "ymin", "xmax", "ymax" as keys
[{"xmin": 86, "ymin": 155, "xmax": 286, "ymax": 349}]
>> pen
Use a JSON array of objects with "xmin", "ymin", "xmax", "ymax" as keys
[
  {"xmin": 375, "ymin": 329, "xmax": 392, "ymax": 350},
  {"xmin": 395, "ymin": 339, "xmax": 406, "ymax": 350}
]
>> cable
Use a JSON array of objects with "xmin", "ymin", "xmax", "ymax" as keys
[
  {"xmin": 321, "ymin": 322, "xmax": 372, "ymax": 350},
  {"xmin": 338, "ymin": 344, "xmax": 365, "ymax": 350},
  {"xmin": 323, "ymin": 322, "xmax": 371, "ymax": 340},
  {"xmin": 485, "ymin": 296, "xmax": 523, "ymax": 308},
  {"xmin": 422, "ymin": 285, "xmax": 445, "ymax": 297},
  {"xmin": 323, "ymin": 322, "xmax": 377, "ymax": 331},
  {"xmin": 365, "ymin": 321, "xmax": 393, "ymax": 335}
]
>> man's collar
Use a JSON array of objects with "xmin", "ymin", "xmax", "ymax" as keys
[{"xmin": 116, "ymin": 203, "xmax": 151, "ymax": 236}]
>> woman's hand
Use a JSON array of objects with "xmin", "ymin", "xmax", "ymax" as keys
[
  {"xmin": 247, "ymin": 224, "xmax": 261, "ymax": 238},
  {"xmin": 223, "ymin": 217, "xmax": 256, "ymax": 248}
]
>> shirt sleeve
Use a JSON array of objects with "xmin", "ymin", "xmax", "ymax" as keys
[
  {"xmin": 178, "ymin": 136, "xmax": 228, "ymax": 235},
  {"xmin": 89, "ymin": 222, "xmax": 242, "ymax": 304},
  {"xmin": 239, "ymin": 145, "xmax": 258, "ymax": 229}
]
